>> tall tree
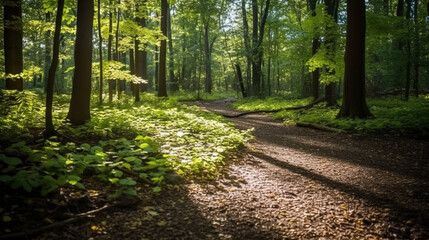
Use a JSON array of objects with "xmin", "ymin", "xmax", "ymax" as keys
[
  {"xmin": 412, "ymin": 0, "xmax": 419, "ymax": 98},
  {"xmin": 97, "ymin": 0, "xmax": 103, "ymax": 104},
  {"xmin": 158, "ymin": 0, "xmax": 168, "ymax": 97},
  {"xmin": 43, "ymin": 12, "xmax": 51, "ymax": 92},
  {"xmin": 4, "ymin": 0, "xmax": 23, "ymax": 91},
  {"xmin": 67, "ymin": 0, "xmax": 94, "ymax": 125},
  {"xmin": 404, "ymin": 0, "xmax": 412, "ymax": 100},
  {"xmin": 167, "ymin": 3, "xmax": 177, "ymax": 92},
  {"xmin": 309, "ymin": 0, "xmax": 320, "ymax": 99},
  {"xmin": 241, "ymin": 0, "xmax": 251, "ymax": 95},
  {"xmin": 44, "ymin": 0, "xmax": 64, "ymax": 137},
  {"xmin": 324, "ymin": 0, "xmax": 339, "ymax": 106},
  {"xmin": 251, "ymin": 0, "xmax": 270, "ymax": 97},
  {"xmin": 338, "ymin": 0, "xmax": 372, "ymax": 118},
  {"xmin": 108, "ymin": 0, "xmax": 114, "ymax": 102}
]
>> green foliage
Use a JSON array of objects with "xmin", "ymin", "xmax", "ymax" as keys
[
  {"xmin": 0, "ymin": 92, "xmax": 249, "ymax": 198},
  {"xmin": 234, "ymin": 96, "xmax": 429, "ymax": 138}
]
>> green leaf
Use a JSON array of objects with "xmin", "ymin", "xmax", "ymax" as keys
[
  {"xmin": 139, "ymin": 143, "xmax": 150, "ymax": 149},
  {"xmin": 122, "ymin": 187, "xmax": 137, "ymax": 196},
  {"xmin": 119, "ymin": 178, "xmax": 136, "ymax": 186},
  {"xmin": 0, "ymin": 175, "xmax": 13, "ymax": 182},
  {"xmin": 109, "ymin": 178, "xmax": 119, "ymax": 184},
  {"xmin": 152, "ymin": 186, "xmax": 161, "ymax": 193},
  {"xmin": 0, "ymin": 154, "xmax": 22, "ymax": 166},
  {"xmin": 80, "ymin": 143, "xmax": 91, "ymax": 151},
  {"xmin": 148, "ymin": 210, "xmax": 158, "ymax": 216},
  {"xmin": 68, "ymin": 175, "xmax": 81, "ymax": 185},
  {"xmin": 124, "ymin": 156, "xmax": 137, "ymax": 162},
  {"xmin": 111, "ymin": 169, "xmax": 123, "ymax": 177}
]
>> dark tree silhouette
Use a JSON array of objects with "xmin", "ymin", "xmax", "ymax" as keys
[
  {"xmin": 338, "ymin": 0, "xmax": 372, "ymax": 118},
  {"xmin": 4, "ymin": 0, "xmax": 23, "ymax": 91},
  {"xmin": 67, "ymin": 0, "xmax": 94, "ymax": 125},
  {"xmin": 44, "ymin": 0, "xmax": 64, "ymax": 137}
]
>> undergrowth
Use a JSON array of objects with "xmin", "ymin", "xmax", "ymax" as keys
[
  {"xmin": 0, "ymin": 90, "xmax": 251, "ymax": 198},
  {"xmin": 233, "ymin": 95, "xmax": 429, "ymax": 138}
]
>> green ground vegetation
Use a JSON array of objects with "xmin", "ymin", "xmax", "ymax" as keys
[
  {"xmin": 0, "ymin": 90, "xmax": 251, "ymax": 198},
  {"xmin": 233, "ymin": 95, "xmax": 429, "ymax": 138}
]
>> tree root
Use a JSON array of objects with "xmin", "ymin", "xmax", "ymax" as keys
[
  {"xmin": 221, "ymin": 98, "xmax": 326, "ymax": 118},
  {"xmin": 296, "ymin": 122, "xmax": 344, "ymax": 133}
]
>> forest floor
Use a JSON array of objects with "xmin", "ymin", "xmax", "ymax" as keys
[{"xmin": 12, "ymin": 99, "xmax": 429, "ymax": 239}]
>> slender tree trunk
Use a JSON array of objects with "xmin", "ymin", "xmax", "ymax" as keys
[
  {"xmin": 235, "ymin": 64, "xmax": 247, "ymax": 97},
  {"xmin": 67, "ymin": 0, "xmax": 94, "ymax": 125},
  {"xmin": 44, "ymin": 0, "xmax": 64, "ymax": 137},
  {"xmin": 4, "ymin": 0, "xmax": 23, "ymax": 91},
  {"xmin": 167, "ymin": 3, "xmax": 177, "ymax": 92},
  {"xmin": 155, "ymin": 44, "xmax": 159, "ymax": 91},
  {"xmin": 134, "ymin": 39, "xmax": 141, "ymax": 102},
  {"xmin": 43, "ymin": 12, "xmax": 51, "ymax": 93},
  {"xmin": 108, "ymin": 0, "xmax": 113, "ymax": 102},
  {"xmin": 337, "ymin": 0, "xmax": 372, "ymax": 118},
  {"xmin": 405, "ymin": 0, "xmax": 412, "ymax": 101},
  {"xmin": 241, "ymin": 0, "xmax": 252, "ymax": 95},
  {"xmin": 309, "ymin": 0, "xmax": 320, "ymax": 99},
  {"xmin": 158, "ymin": 0, "xmax": 168, "ymax": 97},
  {"xmin": 115, "ymin": 3, "xmax": 121, "ymax": 99},
  {"xmin": 267, "ymin": 56, "xmax": 271, "ymax": 96},
  {"xmin": 412, "ymin": 0, "xmax": 419, "ymax": 98},
  {"xmin": 204, "ymin": 24, "xmax": 212, "ymax": 93},
  {"xmin": 97, "ymin": 0, "xmax": 103, "ymax": 104},
  {"xmin": 251, "ymin": 0, "xmax": 259, "ymax": 96},
  {"xmin": 324, "ymin": 0, "xmax": 339, "ymax": 106}
]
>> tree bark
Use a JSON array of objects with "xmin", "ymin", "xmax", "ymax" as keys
[
  {"xmin": 337, "ymin": 0, "xmax": 372, "ymax": 118},
  {"xmin": 44, "ymin": 0, "xmax": 64, "ymax": 137},
  {"xmin": 235, "ymin": 64, "xmax": 247, "ymax": 98},
  {"xmin": 167, "ymin": 3, "xmax": 177, "ymax": 92},
  {"xmin": 158, "ymin": 0, "xmax": 168, "ymax": 97},
  {"xmin": 97, "ymin": 0, "xmax": 103, "ymax": 104},
  {"xmin": 241, "ymin": 0, "xmax": 252, "ymax": 95},
  {"xmin": 67, "ymin": 0, "xmax": 94, "ymax": 125},
  {"xmin": 204, "ymin": 24, "xmax": 212, "ymax": 93},
  {"xmin": 108, "ymin": 0, "xmax": 113, "ymax": 102},
  {"xmin": 115, "ymin": 3, "xmax": 121, "ymax": 99},
  {"xmin": 404, "ymin": 0, "xmax": 411, "ymax": 101},
  {"xmin": 412, "ymin": 0, "xmax": 419, "ymax": 98},
  {"xmin": 4, "ymin": 0, "xmax": 23, "ymax": 91},
  {"xmin": 43, "ymin": 12, "xmax": 51, "ymax": 93},
  {"xmin": 309, "ymin": 0, "xmax": 320, "ymax": 99}
]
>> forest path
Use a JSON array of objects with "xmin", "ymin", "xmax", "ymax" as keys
[
  {"xmin": 41, "ymin": 100, "xmax": 429, "ymax": 240},
  {"xmin": 186, "ymin": 99, "xmax": 429, "ymax": 239}
]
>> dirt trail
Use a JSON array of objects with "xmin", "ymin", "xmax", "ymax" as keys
[
  {"xmin": 36, "ymin": 100, "xmax": 429, "ymax": 240},
  {"xmin": 191, "ymin": 100, "xmax": 429, "ymax": 239}
]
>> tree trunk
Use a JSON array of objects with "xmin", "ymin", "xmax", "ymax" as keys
[
  {"xmin": 337, "ymin": 0, "xmax": 372, "ymax": 118},
  {"xmin": 241, "ymin": 0, "xmax": 252, "ymax": 95},
  {"xmin": 44, "ymin": 0, "xmax": 64, "ymax": 137},
  {"xmin": 235, "ymin": 64, "xmax": 247, "ymax": 98},
  {"xmin": 412, "ymin": 0, "xmax": 419, "ymax": 98},
  {"xmin": 309, "ymin": 0, "xmax": 320, "ymax": 99},
  {"xmin": 158, "ymin": 0, "xmax": 168, "ymax": 97},
  {"xmin": 115, "ymin": 4, "xmax": 121, "ymax": 99},
  {"xmin": 251, "ymin": 0, "xmax": 259, "ymax": 96},
  {"xmin": 97, "ymin": 0, "xmax": 103, "ymax": 104},
  {"xmin": 167, "ymin": 3, "xmax": 177, "ymax": 92},
  {"xmin": 155, "ymin": 44, "xmax": 159, "ymax": 91},
  {"xmin": 43, "ymin": 12, "xmax": 51, "ymax": 93},
  {"xmin": 67, "ymin": 0, "xmax": 94, "ymax": 125},
  {"xmin": 324, "ymin": 0, "xmax": 339, "ymax": 107},
  {"xmin": 204, "ymin": 24, "xmax": 212, "ymax": 93},
  {"xmin": 404, "ymin": 0, "xmax": 411, "ymax": 101},
  {"xmin": 4, "ymin": 0, "xmax": 23, "ymax": 91},
  {"xmin": 108, "ymin": 0, "xmax": 113, "ymax": 102}
]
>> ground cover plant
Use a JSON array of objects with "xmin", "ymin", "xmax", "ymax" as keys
[
  {"xmin": 0, "ymin": 90, "xmax": 251, "ymax": 235},
  {"xmin": 233, "ymin": 95, "xmax": 429, "ymax": 138}
]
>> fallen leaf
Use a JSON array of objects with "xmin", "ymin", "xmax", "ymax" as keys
[
  {"xmin": 91, "ymin": 225, "xmax": 102, "ymax": 231},
  {"xmin": 2, "ymin": 215, "xmax": 11, "ymax": 222},
  {"xmin": 340, "ymin": 205, "xmax": 347, "ymax": 210},
  {"xmin": 148, "ymin": 211, "xmax": 158, "ymax": 216},
  {"xmin": 157, "ymin": 220, "xmax": 167, "ymax": 227},
  {"xmin": 220, "ymin": 199, "xmax": 227, "ymax": 203}
]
